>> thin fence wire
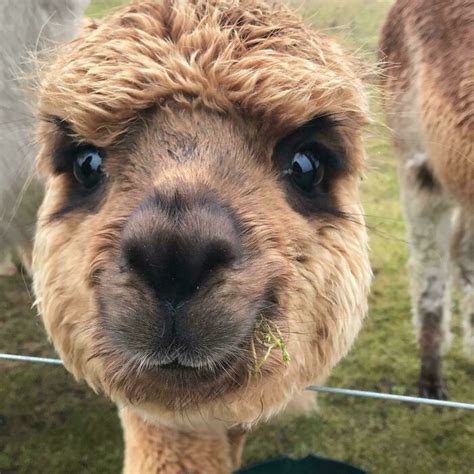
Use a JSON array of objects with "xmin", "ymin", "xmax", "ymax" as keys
[
  {"xmin": 0, "ymin": 353, "xmax": 64, "ymax": 365},
  {"xmin": 306, "ymin": 386, "xmax": 474, "ymax": 411},
  {"xmin": 1, "ymin": 352, "xmax": 474, "ymax": 411}
]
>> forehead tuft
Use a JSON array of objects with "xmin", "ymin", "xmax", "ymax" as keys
[{"xmin": 38, "ymin": 0, "xmax": 367, "ymax": 146}]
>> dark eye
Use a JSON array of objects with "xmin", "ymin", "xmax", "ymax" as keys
[
  {"xmin": 289, "ymin": 151, "xmax": 325, "ymax": 193},
  {"xmin": 73, "ymin": 147, "xmax": 105, "ymax": 189}
]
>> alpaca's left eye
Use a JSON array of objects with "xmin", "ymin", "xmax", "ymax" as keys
[
  {"xmin": 288, "ymin": 151, "xmax": 325, "ymax": 193},
  {"xmin": 73, "ymin": 147, "xmax": 104, "ymax": 189}
]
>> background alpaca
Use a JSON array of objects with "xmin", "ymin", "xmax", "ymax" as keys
[
  {"xmin": 0, "ymin": 0, "xmax": 90, "ymax": 274},
  {"xmin": 380, "ymin": 0, "xmax": 473, "ymax": 399},
  {"xmin": 32, "ymin": 0, "xmax": 370, "ymax": 471}
]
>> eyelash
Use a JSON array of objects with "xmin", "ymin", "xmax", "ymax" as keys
[{"xmin": 302, "ymin": 143, "xmax": 343, "ymax": 169}]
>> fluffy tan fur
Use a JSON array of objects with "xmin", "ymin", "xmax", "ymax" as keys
[
  {"xmin": 33, "ymin": 0, "xmax": 371, "ymax": 471},
  {"xmin": 121, "ymin": 408, "xmax": 246, "ymax": 473},
  {"xmin": 37, "ymin": 0, "xmax": 368, "ymax": 147}
]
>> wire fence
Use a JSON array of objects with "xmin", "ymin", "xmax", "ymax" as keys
[{"xmin": 2, "ymin": 352, "xmax": 474, "ymax": 410}]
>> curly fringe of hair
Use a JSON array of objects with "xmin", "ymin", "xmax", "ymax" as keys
[{"xmin": 37, "ymin": 0, "xmax": 368, "ymax": 147}]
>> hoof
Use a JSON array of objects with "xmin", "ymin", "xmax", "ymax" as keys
[{"xmin": 418, "ymin": 376, "xmax": 447, "ymax": 400}]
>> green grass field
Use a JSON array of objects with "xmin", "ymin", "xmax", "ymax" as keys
[{"xmin": 1, "ymin": 1, "xmax": 473, "ymax": 472}]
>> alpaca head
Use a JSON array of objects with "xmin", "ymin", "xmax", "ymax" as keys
[{"xmin": 33, "ymin": 0, "xmax": 370, "ymax": 428}]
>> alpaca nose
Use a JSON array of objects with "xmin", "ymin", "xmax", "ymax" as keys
[{"xmin": 121, "ymin": 190, "xmax": 241, "ymax": 304}]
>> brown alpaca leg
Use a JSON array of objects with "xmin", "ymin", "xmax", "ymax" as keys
[
  {"xmin": 121, "ymin": 408, "xmax": 234, "ymax": 474},
  {"xmin": 399, "ymin": 155, "xmax": 452, "ymax": 399}
]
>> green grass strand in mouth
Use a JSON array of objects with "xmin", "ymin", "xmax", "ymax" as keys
[{"xmin": 251, "ymin": 318, "xmax": 291, "ymax": 374}]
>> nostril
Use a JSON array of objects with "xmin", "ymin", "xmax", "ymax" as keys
[
  {"xmin": 122, "ymin": 238, "xmax": 170, "ymax": 292},
  {"xmin": 202, "ymin": 239, "xmax": 239, "ymax": 276},
  {"xmin": 123, "ymin": 241, "xmax": 150, "ymax": 274},
  {"xmin": 170, "ymin": 237, "xmax": 240, "ymax": 299}
]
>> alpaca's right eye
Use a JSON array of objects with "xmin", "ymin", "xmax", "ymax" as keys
[{"xmin": 73, "ymin": 147, "xmax": 105, "ymax": 189}]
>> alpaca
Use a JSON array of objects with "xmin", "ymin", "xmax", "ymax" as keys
[
  {"xmin": 380, "ymin": 0, "xmax": 473, "ymax": 399},
  {"xmin": 0, "ymin": 0, "xmax": 90, "ymax": 274},
  {"xmin": 33, "ymin": 0, "xmax": 371, "ymax": 471}
]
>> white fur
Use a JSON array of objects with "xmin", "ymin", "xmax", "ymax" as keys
[
  {"xmin": 0, "ymin": 0, "xmax": 89, "ymax": 272},
  {"xmin": 399, "ymin": 157, "xmax": 453, "ymax": 354},
  {"xmin": 399, "ymin": 145, "xmax": 473, "ymax": 362}
]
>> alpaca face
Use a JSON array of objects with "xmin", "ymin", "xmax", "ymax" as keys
[{"xmin": 33, "ymin": 0, "xmax": 371, "ymax": 426}]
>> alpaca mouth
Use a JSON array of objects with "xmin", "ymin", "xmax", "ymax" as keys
[
  {"xmin": 93, "ymin": 310, "xmax": 262, "ymax": 408},
  {"xmin": 154, "ymin": 353, "xmax": 239, "ymax": 377},
  {"xmin": 121, "ymin": 346, "xmax": 247, "ymax": 407},
  {"xmin": 149, "ymin": 345, "xmax": 239, "ymax": 372},
  {"xmin": 96, "ymin": 271, "xmax": 282, "ymax": 404}
]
